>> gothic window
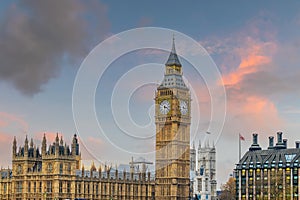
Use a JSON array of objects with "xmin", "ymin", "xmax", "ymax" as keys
[
  {"xmin": 67, "ymin": 163, "xmax": 71, "ymax": 173},
  {"xmin": 78, "ymin": 183, "xmax": 81, "ymax": 194},
  {"xmin": 39, "ymin": 181, "xmax": 42, "ymax": 193},
  {"xmin": 59, "ymin": 181, "xmax": 62, "ymax": 193},
  {"xmin": 96, "ymin": 184, "xmax": 99, "ymax": 195},
  {"xmin": 67, "ymin": 182, "xmax": 71, "ymax": 193},
  {"xmin": 3, "ymin": 183, "xmax": 6, "ymax": 193},
  {"xmin": 28, "ymin": 181, "xmax": 31, "ymax": 192},
  {"xmin": 59, "ymin": 163, "xmax": 63, "ymax": 174},
  {"xmin": 16, "ymin": 181, "xmax": 22, "ymax": 193},
  {"xmin": 47, "ymin": 181, "xmax": 52, "ymax": 193},
  {"xmin": 198, "ymin": 178, "xmax": 202, "ymax": 191},
  {"xmin": 33, "ymin": 181, "xmax": 36, "ymax": 193}
]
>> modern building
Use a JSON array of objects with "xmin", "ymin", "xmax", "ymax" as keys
[
  {"xmin": 191, "ymin": 141, "xmax": 217, "ymax": 200},
  {"xmin": 235, "ymin": 132, "xmax": 300, "ymax": 200},
  {"xmin": 0, "ymin": 38, "xmax": 192, "ymax": 199},
  {"xmin": 155, "ymin": 37, "xmax": 191, "ymax": 199}
]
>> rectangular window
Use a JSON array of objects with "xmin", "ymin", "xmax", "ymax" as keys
[
  {"xmin": 59, "ymin": 181, "xmax": 62, "ymax": 193},
  {"xmin": 47, "ymin": 181, "xmax": 52, "ymax": 193},
  {"xmin": 59, "ymin": 163, "xmax": 63, "ymax": 174},
  {"xmin": 34, "ymin": 182, "xmax": 36, "ymax": 193},
  {"xmin": 39, "ymin": 181, "xmax": 42, "ymax": 193},
  {"xmin": 3, "ymin": 183, "xmax": 7, "ymax": 193},
  {"xmin": 16, "ymin": 181, "xmax": 22, "ymax": 193},
  {"xmin": 96, "ymin": 184, "xmax": 99, "ymax": 195},
  {"xmin": 67, "ymin": 182, "xmax": 71, "ymax": 193}
]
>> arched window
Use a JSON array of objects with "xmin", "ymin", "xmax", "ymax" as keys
[
  {"xmin": 60, "ymin": 163, "xmax": 63, "ymax": 174},
  {"xmin": 68, "ymin": 163, "xmax": 71, "ymax": 173}
]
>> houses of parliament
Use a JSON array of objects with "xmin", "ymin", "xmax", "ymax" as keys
[{"xmin": 0, "ymin": 39, "xmax": 192, "ymax": 200}]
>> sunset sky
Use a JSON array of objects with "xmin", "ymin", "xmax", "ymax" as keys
[{"xmin": 1, "ymin": 1, "xmax": 300, "ymax": 187}]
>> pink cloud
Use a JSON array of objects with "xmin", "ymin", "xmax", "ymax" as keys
[
  {"xmin": 222, "ymin": 38, "xmax": 277, "ymax": 86},
  {"xmin": 0, "ymin": 112, "xmax": 29, "ymax": 132},
  {"xmin": 0, "ymin": 132, "xmax": 13, "ymax": 143},
  {"xmin": 0, "ymin": 120, "xmax": 8, "ymax": 128}
]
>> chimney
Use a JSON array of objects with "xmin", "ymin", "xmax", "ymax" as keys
[
  {"xmin": 296, "ymin": 141, "xmax": 300, "ymax": 149},
  {"xmin": 283, "ymin": 139, "xmax": 287, "ymax": 149},
  {"xmin": 268, "ymin": 136, "xmax": 274, "ymax": 149},
  {"xmin": 253, "ymin": 134, "xmax": 258, "ymax": 144},
  {"xmin": 249, "ymin": 133, "xmax": 262, "ymax": 151},
  {"xmin": 277, "ymin": 132, "xmax": 283, "ymax": 143},
  {"xmin": 275, "ymin": 132, "xmax": 285, "ymax": 149}
]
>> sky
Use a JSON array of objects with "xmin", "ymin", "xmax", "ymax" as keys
[{"xmin": 1, "ymin": 0, "xmax": 300, "ymax": 187}]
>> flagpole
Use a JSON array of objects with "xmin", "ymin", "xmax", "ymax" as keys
[{"xmin": 239, "ymin": 133, "xmax": 241, "ymax": 161}]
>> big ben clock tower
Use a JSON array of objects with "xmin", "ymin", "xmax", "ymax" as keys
[{"xmin": 155, "ymin": 38, "xmax": 191, "ymax": 200}]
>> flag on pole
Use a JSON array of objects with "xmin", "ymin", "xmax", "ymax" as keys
[
  {"xmin": 239, "ymin": 134, "xmax": 245, "ymax": 141},
  {"xmin": 238, "ymin": 133, "xmax": 245, "ymax": 161}
]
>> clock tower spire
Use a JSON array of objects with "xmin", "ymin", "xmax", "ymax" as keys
[{"xmin": 155, "ymin": 37, "xmax": 191, "ymax": 200}]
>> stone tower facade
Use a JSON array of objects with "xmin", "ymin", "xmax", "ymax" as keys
[
  {"xmin": 155, "ymin": 38, "xmax": 191, "ymax": 200},
  {"xmin": 192, "ymin": 141, "xmax": 217, "ymax": 200}
]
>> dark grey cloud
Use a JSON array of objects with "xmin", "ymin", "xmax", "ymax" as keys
[{"xmin": 0, "ymin": 0, "xmax": 110, "ymax": 96}]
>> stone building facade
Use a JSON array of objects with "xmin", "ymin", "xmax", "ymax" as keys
[{"xmin": 0, "ymin": 134, "xmax": 155, "ymax": 200}]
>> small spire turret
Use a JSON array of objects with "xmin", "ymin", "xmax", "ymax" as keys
[
  {"xmin": 24, "ymin": 135, "xmax": 28, "ymax": 157},
  {"xmin": 60, "ymin": 135, "xmax": 63, "ymax": 146},
  {"xmin": 13, "ymin": 136, "xmax": 17, "ymax": 157},
  {"xmin": 55, "ymin": 133, "xmax": 59, "ymax": 144},
  {"xmin": 42, "ymin": 133, "xmax": 47, "ymax": 155},
  {"xmin": 30, "ymin": 138, "xmax": 34, "ymax": 148}
]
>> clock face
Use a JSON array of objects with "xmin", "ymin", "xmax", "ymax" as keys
[
  {"xmin": 159, "ymin": 100, "xmax": 170, "ymax": 114},
  {"xmin": 179, "ymin": 100, "xmax": 188, "ymax": 115}
]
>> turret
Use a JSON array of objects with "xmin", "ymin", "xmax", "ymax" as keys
[
  {"xmin": 72, "ymin": 134, "xmax": 79, "ymax": 156},
  {"xmin": 115, "ymin": 164, "xmax": 118, "ymax": 179},
  {"xmin": 55, "ymin": 133, "xmax": 59, "ymax": 156},
  {"xmin": 30, "ymin": 138, "xmax": 34, "ymax": 148},
  {"xmin": 33, "ymin": 145, "xmax": 36, "ymax": 158},
  {"xmin": 82, "ymin": 164, "xmax": 85, "ymax": 177},
  {"xmin": 13, "ymin": 136, "xmax": 17, "ymax": 158},
  {"xmin": 24, "ymin": 135, "xmax": 29, "ymax": 157},
  {"xmin": 60, "ymin": 136, "xmax": 63, "ymax": 146},
  {"xmin": 42, "ymin": 133, "xmax": 47, "ymax": 155},
  {"xmin": 64, "ymin": 143, "xmax": 68, "ymax": 155},
  {"xmin": 190, "ymin": 142, "xmax": 196, "ymax": 171}
]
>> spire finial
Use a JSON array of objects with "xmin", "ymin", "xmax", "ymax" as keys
[
  {"xmin": 60, "ymin": 135, "xmax": 63, "ymax": 145},
  {"xmin": 25, "ymin": 135, "xmax": 28, "ymax": 144},
  {"xmin": 55, "ymin": 133, "xmax": 59, "ymax": 143},
  {"xmin": 30, "ymin": 138, "xmax": 34, "ymax": 148},
  {"xmin": 165, "ymin": 36, "xmax": 181, "ymax": 66},
  {"xmin": 171, "ymin": 34, "xmax": 176, "ymax": 54}
]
